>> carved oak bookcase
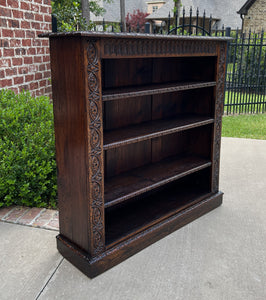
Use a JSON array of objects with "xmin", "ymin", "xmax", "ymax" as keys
[{"xmin": 44, "ymin": 32, "xmax": 228, "ymax": 277}]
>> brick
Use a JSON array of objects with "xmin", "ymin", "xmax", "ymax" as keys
[
  {"xmin": 12, "ymin": 9, "xmax": 23, "ymax": 19},
  {"xmin": 4, "ymin": 48, "xmax": 14, "ymax": 57},
  {"xmin": 35, "ymin": 14, "xmax": 43, "ymax": 22},
  {"xmin": 14, "ymin": 76, "xmax": 24, "ymax": 85},
  {"xmin": 10, "ymin": 39, "xmax": 21, "ymax": 47},
  {"xmin": 43, "ymin": 0, "xmax": 51, "ymax": 5},
  {"xmin": 40, "ymin": 6, "xmax": 48, "ymax": 14},
  {"xmin": 39, "ymin": 64, "xmax": 45, "ymax": 71},
  {"xmin": 8, "ymin": 19, "xmax": 19, "ymax": 28},
  {"xmin": 26, "ymin": 31, "xmax": 35, "ymax": 38},
  {"xmin": 36, "ymin": 47, "xmax": 44, "ymax": 54},
  {"xmin": 41, "ymin": 39, "xmax": 49, "ymax": 47},
  {"xmin": 18, "ymin": 66, "xmax": 28, "ymax": 74},
  {"xmin": 20, "ymin": 1, "xmax": 30, "ymax": 11},
  {"xmin": 44, "ymin": 14, "xmax": 51, "ymax": 23},
  {"xmin": 15, "ymin": 48, "xmax": 26, "ymax": 55},
  {"xmin": 25, "ymin": 74, "xmax": 34, "ymax": 81},
  {"xmin": 32, "ymin": 209, "xmax": 57, "ymax": 227},
  {"xmin": 7, "ymin": 0, "xmax": 19, "ymax": 8},
  {"xmin": 0, "ymin": 70, "xmax": 5, "ymax": 78},
  {"xmin": 0, "ymin": 7, "xmax": 12, "ymax": 17},
  {"xmin": 32, "ymin": 39, "xmax": 41, "ymax": 46},
  {"xmin": 21, "ymin": 20, "xmax": 30, "ymax": 29},
  {"xmin": 19, "ymin": 84, "xmax": 29, "ymax": 92},
  {"xmin": 17, "ymin": 208, "xmax": 43, "ymax": 225},
  {"xmin": 43, "ymin": 55, "xmax": 50, "ymax": 63},
  {"xmin": 12, "ymin": 57, "xmax": 23, "ymax": 66},
  {"xmin": 2, "ymin": 28, "xmax": 14, "ymax": 37},
  {"xmin": 27, "ymin": 48, "xmax": 36, "ymax": 55},
  {"xmin": 22, "ymin": 39, "xmax": 31, "ymax": 47},
  {"xmin": 0, "ymin": 206, "xmax": 14, "ymax": 220},
  {"xmin": 0, "ymin": 0, "xmax": 7, "ymax": 6},
  {"xmin": 43, "ymin": 70, "xmax": 51, "ymax": 78},
  {"xmin": 29, "ymin": 65, "xmax": 38, "ymax": 72},
  {"xmin": 29, "ymin": 81, "xmax": 38, "ymax": 90},
  {"xmin": 24, "ymin": 56, "xmax": 33, "ymax": 64},
  {"xmin": 5, "ymin": 67, "xmax": 17, "ymax": 76},
  {"xmin": 0, "ymin": 58, "xmax": 11, "ymax": 68},
  {"xmin": 0, "ymin": 39, "xmax": 9, "ymax": 47},
  {"xmin": 34, "ymin": 56, "xmax": 42, "ymax": 63},
  {"xmin": 35, "ymin": 72, "xmax": 42, "ymax": 80},
  {"xmin": 14, "ymin": 30, "xmax": 25, "ymax": 38},
  {"xmin": 34, "ymin": 0, "xmax": 42, "ymax": 3},
  {"xmin": 0, "ymin": 18, "xmax": 7, "ymax": 28},
  {"xmin": 0, "ymin": 78, "xmax": 12, "ymax": 87},
  {"xmin": 4, "ymin": 206, "xmax": 29, "ymax": 222},
  {"xmin": 46, "ymin": 219, "xmax": 59, "ymax": 230},
  {"xmin": 24, "ymin": 12, "xmax": 34, "ymax": 20},
  {"xmin": 31, "ymin": 21, "xmax": 41, "ymax": 30},
  {"xmin": 39, "ymin": 79, "xmax": 47, "ymax": 87},
  {"xmin": 31, "ymin": 4, "xmax": 39, "ymax": 12}
]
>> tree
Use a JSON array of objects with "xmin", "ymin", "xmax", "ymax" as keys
[
  {"xmin": 125, "ymin": 9, "xmax": 149, "ymax": 33},
  {"xmin": 173, "ymin": 0, "xmax": 182, "ymax": 26},
  {"xmin": 52, "ymin": 0, "xmax": 111, "ymax": 32}
]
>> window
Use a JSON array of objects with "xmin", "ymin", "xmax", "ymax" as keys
[{"xmin": 152, "ymin": 6, "xmax": 158, "ymax": 12}]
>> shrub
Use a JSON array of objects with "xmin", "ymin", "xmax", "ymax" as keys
[{"xmin": 0, "ymin": 90, "xmax": 57, "ymax": 208}]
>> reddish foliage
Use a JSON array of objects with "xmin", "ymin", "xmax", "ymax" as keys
[{"xmin": 126, "ymin": 9, "xmax": 149, "ymax": 32}]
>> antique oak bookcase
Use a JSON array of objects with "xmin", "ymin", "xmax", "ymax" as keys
[{"xmin": 44, "ymin": 32, "xmax": 228, "ymax": 277}]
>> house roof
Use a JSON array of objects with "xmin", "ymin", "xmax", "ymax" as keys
[
  {"xmin": 90, "ymin": 0, "xmax": 147, "ymax": 23},
  {"xmin": 91, "ymin": 0, "xmax": 246, "ymax": 29},
  {"xmin": 146, "ymin": 0, "xmax": 220, "ymax": 20},
  {"xmin": 237, "ymin": 0, "xmax": 257, "ymax": 14}
]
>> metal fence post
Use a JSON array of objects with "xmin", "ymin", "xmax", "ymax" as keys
[
  {"xmin": 225, "ymin": 27, "xmax": 231, "ymax": 37},
  {"xmin": 145, "ymin": 22, "xmax": 150, "ymax": 34},
  {"xmin": 52, "ymin": 14, "xmax": 57, "ymax": 33}
]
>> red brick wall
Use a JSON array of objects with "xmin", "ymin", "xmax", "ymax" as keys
[{"xmin": 0, "ymin": 0, "xmax": 52, "ymax": 97}]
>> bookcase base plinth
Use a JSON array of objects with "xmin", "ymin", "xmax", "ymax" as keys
[{"xmin": 57, "ymin": 191, "xmax": 223, "ymax": 278}]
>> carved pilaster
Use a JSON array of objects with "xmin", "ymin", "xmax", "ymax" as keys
[
  {"xmin": 86, "ymin": 40, "xmax": 105, "ymax": 256},
  {"xmin": 212, "ymin": 43, "xmax": 227, "ymax": 192}
]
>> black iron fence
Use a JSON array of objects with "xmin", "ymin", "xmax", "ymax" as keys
[
  {"xmin": 224, "ymin": 30, "xmax": 266, "ymax": 114},
  {"xmin": 52, "ymin": 6, "xmax": 266, "ymax": 114}
]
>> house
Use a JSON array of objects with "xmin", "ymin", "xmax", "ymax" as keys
[
  {"xmin": 90, "ymin": 0, "xmax": 247, "ymax": 30},
  {"xmin": 146, "ymin": 0, "xmax": 247, "ymax": 30},
  {"xmin": 237, "ymin": 0, "xmax": 266, "ymax": 32}
]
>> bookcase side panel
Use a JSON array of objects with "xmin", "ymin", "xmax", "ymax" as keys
[{"xmin": 50, "ymin": 37, "xmax": 89, "ymax": 251}]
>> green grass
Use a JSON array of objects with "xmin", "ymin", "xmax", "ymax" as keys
[{"xmin": 222, "ymin": 113, "xmax": 266, "ymax": 140}]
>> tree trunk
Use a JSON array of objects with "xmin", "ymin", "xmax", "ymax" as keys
[
  {"xmin": 174, "ymin": 0, "xmax": 181, "ymax": 26},
  {"xmin": 81, "ymin": 0, "xmax": 90, "ymax": 25},
  {"xmin": 120, "ymin": 0, "xmax": 126, "ymax": 32}
]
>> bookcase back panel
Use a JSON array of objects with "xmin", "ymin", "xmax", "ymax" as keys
[
  {"xmin": 102, "ymin": 57, "xmax": 217, "ymax": 90},
  {"xmin": 104, "ymin": 96, "xmax": 152, "ymax": 130},
  {"xmin": 105, "ymin": 140, "xmax": 152, "ymax": 178}
]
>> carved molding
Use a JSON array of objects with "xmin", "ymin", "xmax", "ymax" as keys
[
  {"xmin": 87, "ymin": 40, "xmax": 105, "ymax": 256},
  {"xmin": 103, "ymin": 38, "xmax": 217, "ymax": 57},
  {"xmin": 213, "ymin": 43, "xmax": 226, "ymax": 192}
]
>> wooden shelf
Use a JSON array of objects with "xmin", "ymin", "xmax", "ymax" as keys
[
  {"xmin": 104, "ymin": 155, "xmax": 211, "ymax": 208},
  {"xmin": 104, "ymin": 115, "xmax": 214, "ymax": 150},
  {"xmin": 102, "ymin": 81, "xmax": 216, "ymax": 101},
  {"xmin": 105, "ymin": 184, "xmax": 212, "ymax": 247}
]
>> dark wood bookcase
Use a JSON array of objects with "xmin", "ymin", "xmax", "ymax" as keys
[{"xmin": 44, "ymin": 32, "xmax": 228, "ymax": 277}]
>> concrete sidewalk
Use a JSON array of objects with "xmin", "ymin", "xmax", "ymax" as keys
[{"xmin": 1, "ymin": 137, "xmax": 266, "ymax": 300}]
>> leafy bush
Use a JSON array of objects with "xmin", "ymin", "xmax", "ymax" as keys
[{"xmin": 0, "ymin": 90, "xmax": 57, "ymax": 208}]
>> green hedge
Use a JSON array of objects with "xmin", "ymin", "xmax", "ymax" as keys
[{"xmin": 0, "ymin": 90, "xmax": 57, "ymax": 208}]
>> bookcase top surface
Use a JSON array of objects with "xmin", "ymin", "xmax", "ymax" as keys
[{"xmin": 40, "ymin": 31, "xmax": 231, "ymax": 42}]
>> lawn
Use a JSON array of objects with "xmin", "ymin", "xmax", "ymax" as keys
[{"xmin": 222, "ymin": 113, "xmax": 266, "ymax": 140}]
